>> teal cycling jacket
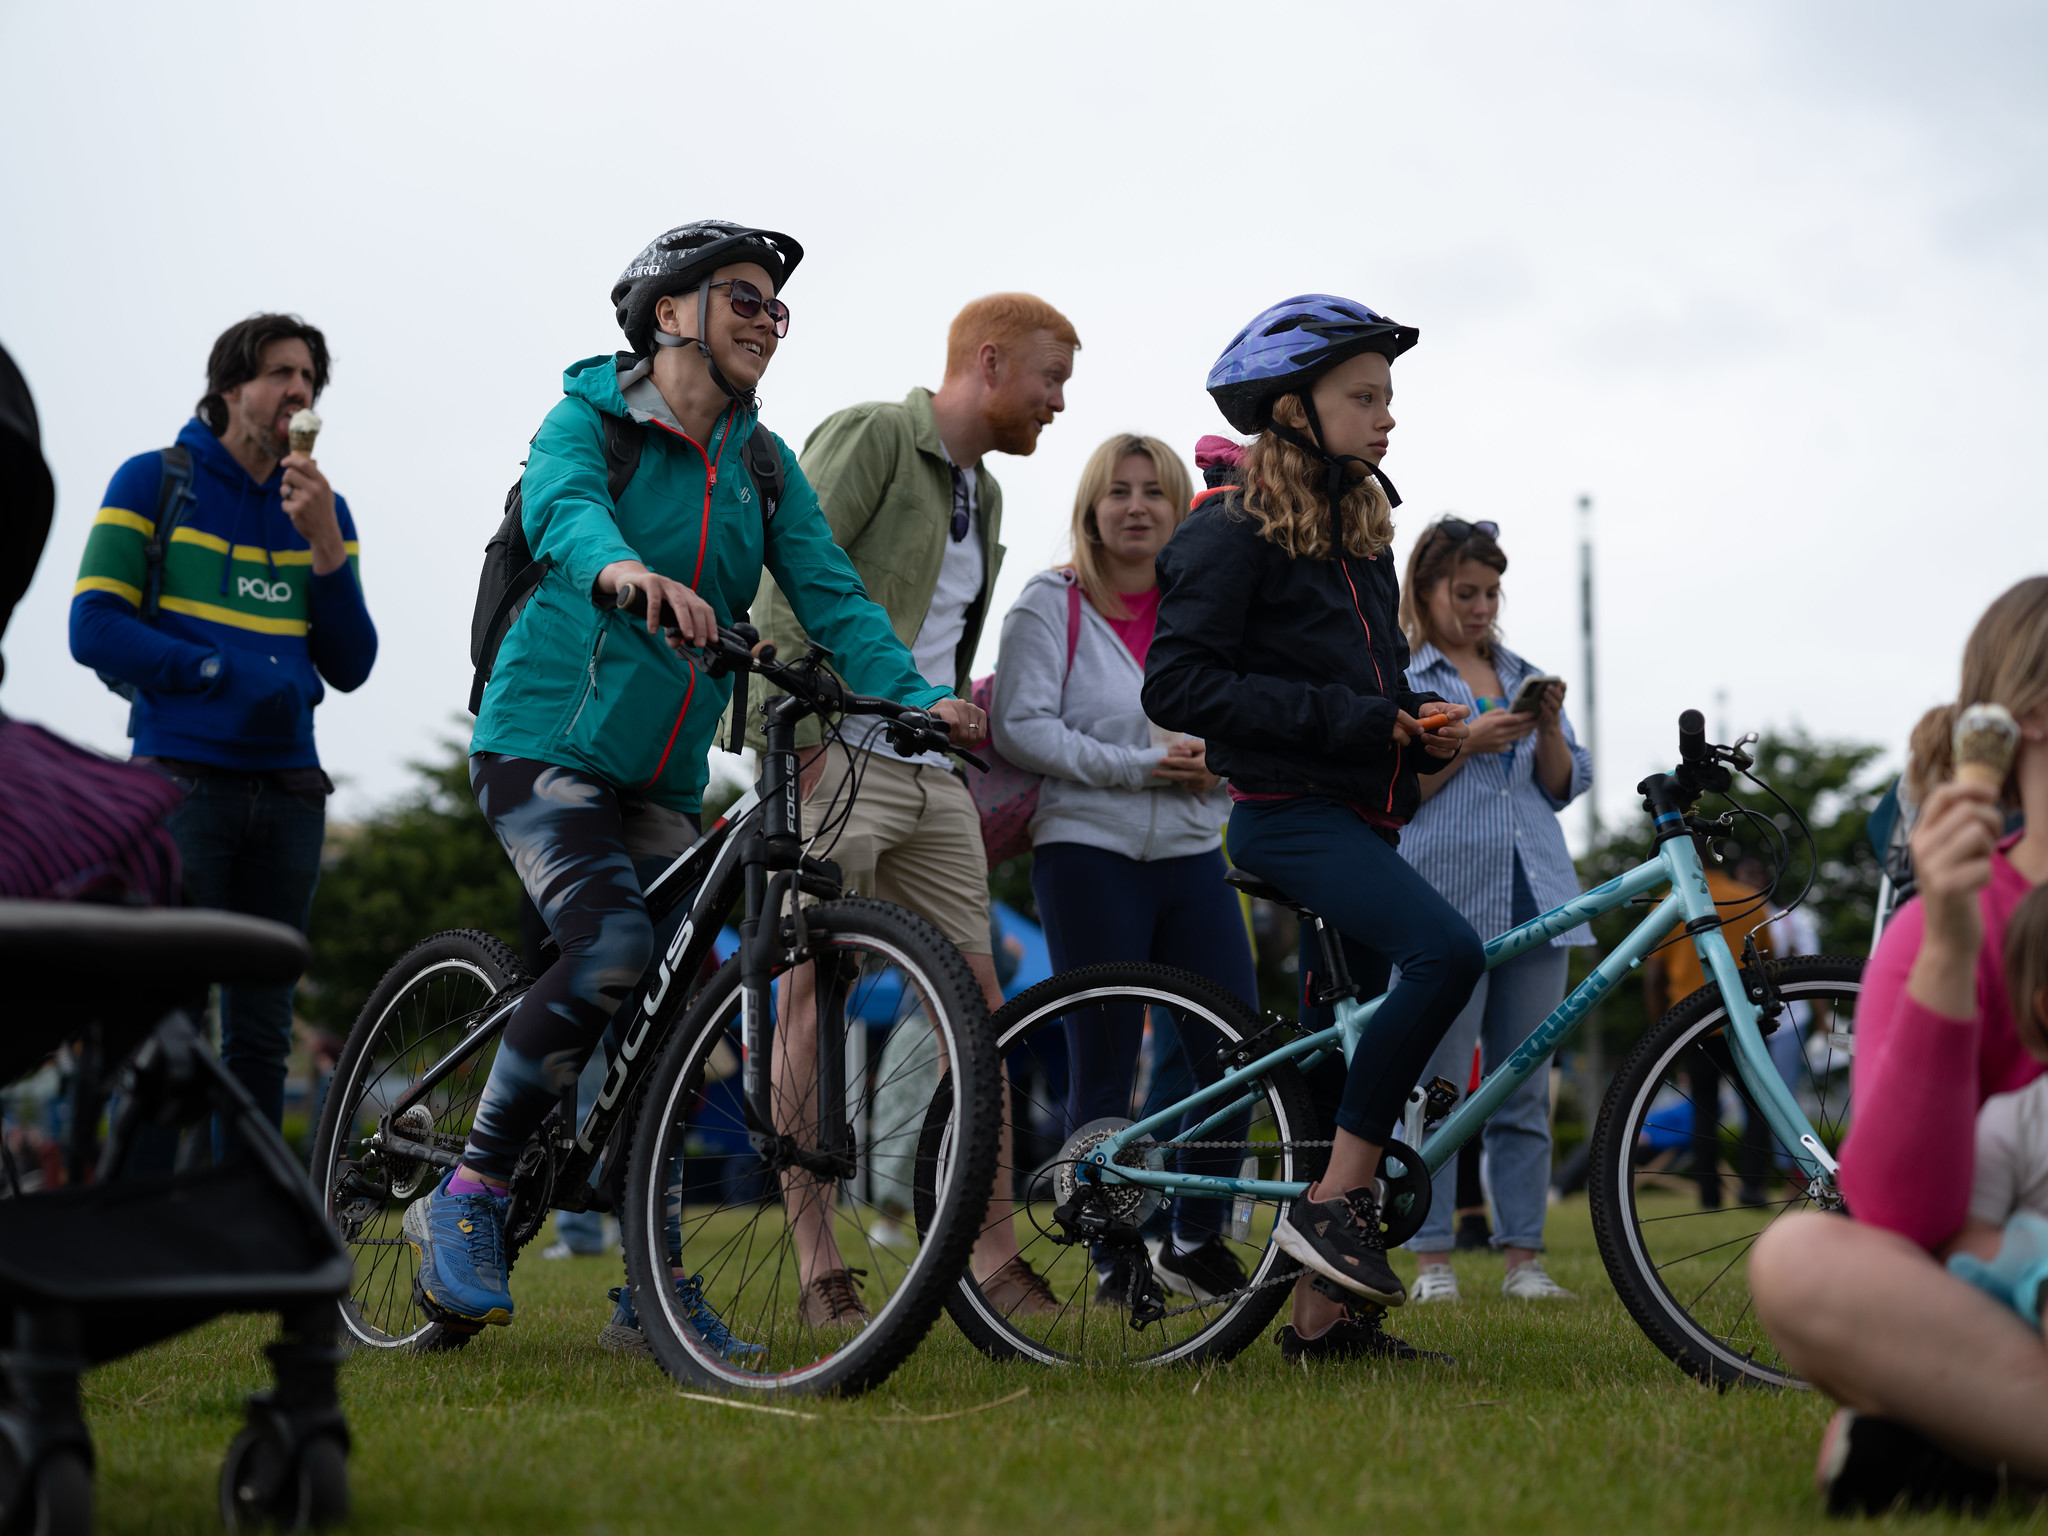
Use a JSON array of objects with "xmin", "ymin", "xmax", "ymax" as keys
[{"xmin": 470, "ymin": 354, "xmax": 949, "ymax": 813}]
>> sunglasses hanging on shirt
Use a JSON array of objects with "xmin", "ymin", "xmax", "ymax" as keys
[{"xmin": 948, "ymin": 465, "xmax": 971, "ymax": 542}]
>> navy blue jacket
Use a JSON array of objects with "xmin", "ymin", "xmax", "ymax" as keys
[{"xmin": 1141, "ymin": 493, "xmax": 1447, "ymax": 821}]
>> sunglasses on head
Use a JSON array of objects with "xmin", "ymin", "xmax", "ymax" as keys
[
  {"xmin": 1433, "ymin": 517, "xmax": 1499, "ymax": 545},
  {"xmin": 708, "ymin": 278, "xmax": 791, "ymax": 338}
]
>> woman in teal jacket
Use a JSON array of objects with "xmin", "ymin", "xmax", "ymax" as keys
[{"xmin": 411, "ymin": 221, "xmax": 986, "ymax": 1342}]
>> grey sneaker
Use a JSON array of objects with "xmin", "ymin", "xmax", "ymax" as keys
[{"xmin": 1273, "ymin": 1186, "xmax": 1405, "ymax": 1306}]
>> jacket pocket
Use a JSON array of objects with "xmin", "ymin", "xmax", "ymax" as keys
[
  {"xmin": 557, "ymin": 613, "xmax": 704, "ymax": 789},
  {"xmin": 206, "ymin": 646, "xmax": 318, "ymax": 747}
]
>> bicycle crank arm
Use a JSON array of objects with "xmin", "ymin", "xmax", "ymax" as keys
[{"xmin": 374, "ymin": 1129, "xmax": 463, "ymax": 1172}]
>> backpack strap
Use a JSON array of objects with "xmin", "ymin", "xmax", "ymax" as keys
[
  {"xmin": 602, "ymin": 414, "xmax": 646, "ymax": 503},
  {"xmin": 138, "ymin": 445, "xmax": 195, "ymax": 624},
  {"xmin": 1064, "ymin": 580, "xmax": 1081, "ymax": 678},
  {"xmin": 724, "ymin": 424, "xmax": 786, "ymax": 753},
  {"xmin": 742, "ymin": 423, "xmax": 784, "ymax": 522}
]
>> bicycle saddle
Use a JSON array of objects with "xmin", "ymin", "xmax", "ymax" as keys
[
  {"xmin": 0, "ymin": 901, "xmax": 307, "ymax": 989},
  {"xmin": 0, "ymin": 902, "xmax": 309, "ymax": 1080},
  {"xmin": 1222, "ymin": 868, "xmax": 1312, "ymax": 914}
]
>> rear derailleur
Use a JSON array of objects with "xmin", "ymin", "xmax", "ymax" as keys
[{"xmin": 1047, "ymin": 1189, "xmax": 1169, "ymax": 1330}]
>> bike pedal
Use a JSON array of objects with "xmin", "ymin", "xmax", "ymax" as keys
[{"xmin": 411, "ymin": 1281, "xmax": 487, "ymax": 1335}]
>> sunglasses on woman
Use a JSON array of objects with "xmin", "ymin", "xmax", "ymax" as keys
[
  {"xmin": 708, "ymin": 278, "xmax": 791, "ymax": 338},
  {"xmin": 1433, "ymin": 516, "xmax": 1499, "ymax": 544}
]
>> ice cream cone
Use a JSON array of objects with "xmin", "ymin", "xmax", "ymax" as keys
[
  {"xmin": 287, "ymin": 407, "xmax": 322, "ymax": 458},
  {"xmin": 1953, "ymin": 702, "xmax": 2019, "ymax": 790}
]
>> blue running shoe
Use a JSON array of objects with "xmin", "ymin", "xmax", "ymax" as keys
[
  {"xmin": 600, "ymin": 1278, "xmax": 764, "ymax": 1363},
  {"xmin": 404, "ymin": 1169, "xmax": 514, "ymax": 1327}
]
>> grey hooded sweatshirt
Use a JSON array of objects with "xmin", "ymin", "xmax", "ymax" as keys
[{"xmin": 990, "ymin": 569, "xmax": 1230, "ymax": 861}]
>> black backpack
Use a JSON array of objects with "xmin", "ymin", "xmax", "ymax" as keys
[
  {"xmin": 96, "ymin": 444, "xmax": 198, "ymax": 702},
  {"xmin": 467, "ymin": 413, "xmax": 785, "ymax": 714}
]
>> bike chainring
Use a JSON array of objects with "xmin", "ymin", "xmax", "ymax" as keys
[{"xmin": 502, "ymin": 1114, "xmax": 559, "ymax": 1259}]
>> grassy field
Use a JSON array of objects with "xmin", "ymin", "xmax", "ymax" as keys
[{"xmin": 81, "ymin": 1198, "xmax": 2038, "ymax": 1536}]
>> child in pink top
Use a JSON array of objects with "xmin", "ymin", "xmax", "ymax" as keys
[
  {"xmin": 1839, "ymin": 833, "xmax": 2039, "ymax": 1250},
  {"xmin": 1749, "ymin": 574, "xmax": 2048, "ymax": 1514}
]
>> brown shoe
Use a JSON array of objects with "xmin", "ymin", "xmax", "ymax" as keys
[
  {"xmin": 980, "ymin": 1256, "xmax": 1061, "ymax": 1320},
  {"xmin": 801, "ymin": 1267, "xmax": 870, "ymax": 1329}
]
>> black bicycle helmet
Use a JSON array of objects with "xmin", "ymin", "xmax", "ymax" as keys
[{"xmin": 611, "ymin": 221, "xmax": 803, "ymax": 392}]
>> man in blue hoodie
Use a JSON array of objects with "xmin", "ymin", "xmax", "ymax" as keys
[{"xmin": 70, "ymin": 313, "xmax": 378, "ymax": 1152}]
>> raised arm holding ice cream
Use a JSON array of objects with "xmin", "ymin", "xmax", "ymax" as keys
[{"xmin": 1748, "ymin": 576, "xmax": 2048, "ymax": 1511}]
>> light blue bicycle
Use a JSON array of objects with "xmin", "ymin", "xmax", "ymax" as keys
[{"xmin": 931, "ymin": 711, "xmax": 1860, "ymax": 1387}]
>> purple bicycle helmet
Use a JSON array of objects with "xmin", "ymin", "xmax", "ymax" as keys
[{"xmin": 1207, "ymin": 294, "xmax": 1418, "ymax": 516}]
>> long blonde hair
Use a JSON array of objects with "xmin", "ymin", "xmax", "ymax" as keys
[
  {"xmin": 1061, "ymin": 434, "xmax": 1193, "ymax": 619},
  {"xmin": 1905, "ymin": 575, "xmax": 2048, "ymax": 807},
  {"xmin": 1234, "ymin": 395, "xmax": 1395, "ymax": 561}
]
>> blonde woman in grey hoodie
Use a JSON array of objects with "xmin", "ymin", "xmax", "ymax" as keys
[{"xmin": 991, "ymin": 434, "xmax": 1258, "ymax": 1309}]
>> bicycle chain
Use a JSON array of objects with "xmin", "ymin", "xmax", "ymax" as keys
[{"xmin": 1150, "ymin": 1260, "xmax": 1309, "ymax": 1322}]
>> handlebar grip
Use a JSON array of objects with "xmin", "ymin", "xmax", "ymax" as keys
[{"xmin": 1678, "ymin": 709, "xmax": 1707, "ymax": 760}]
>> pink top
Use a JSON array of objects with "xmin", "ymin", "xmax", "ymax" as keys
[
  {"xmin": 1837, "ymin": 835, "xmax": 2039, "ymax": 1250},
  {"xmin": 1102, "ymin": 586, "xmax": 1161, "ymax": 670}
]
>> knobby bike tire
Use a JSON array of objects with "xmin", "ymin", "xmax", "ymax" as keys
[
  {"xmin": 309, "ymin": 929, "xmax": 529, "ymax": 1354},
  {"xmin": 927, "ymin": 961, "xmax": 1324, "ymax": 1370},
  {"xmin": 1588, "ymin": 953, "xmax": 1863, "ymax": 1389},
  {"xmin": 621, "ymin": 898, "xmax": 999, "ymax": 1397}
]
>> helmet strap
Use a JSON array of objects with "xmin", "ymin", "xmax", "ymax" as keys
[{"xmin": 1267, "ymin": 393, "xmax": 1403, "ymax": 557}]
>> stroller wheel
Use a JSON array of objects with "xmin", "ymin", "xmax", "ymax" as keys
[
  {"xmin": 25, "ymin": 1449, "xmax": 92, "ymax": 1536},
  {"xmin": 219, "ymin": 1426, "xmax": 348, "ymax": 1532}
]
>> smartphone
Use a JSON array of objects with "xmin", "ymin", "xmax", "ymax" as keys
[{"xmin": 1509, "ymin": 674, "xmax": 1564, "ymax": 715}]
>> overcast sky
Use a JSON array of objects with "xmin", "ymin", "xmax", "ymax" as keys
[{"xmin": 4, "ymin": 1, "xmax": 2044, "ymax": 843}]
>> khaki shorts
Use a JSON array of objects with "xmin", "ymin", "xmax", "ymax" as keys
[{"xmin": 799, "ymin": 743, "xmax": 991, "ymax": 955}]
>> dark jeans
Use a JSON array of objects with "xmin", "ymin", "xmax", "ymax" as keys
[
  {"xmin": 1229, "ymin": 797, "xmax": 1483, "ymax": 1142},
  {"xmin": 154, "ymin": 762, "xmax": 326, "ymax": 1161},
  {"xmin": 1032, "ymin": 841, "xmax": 1259, "ymax": 1248}
]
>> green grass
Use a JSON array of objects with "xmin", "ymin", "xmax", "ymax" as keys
[{"xmin": 82, "ymin": 1199, "xmax": 2040, "ymax": 1535}]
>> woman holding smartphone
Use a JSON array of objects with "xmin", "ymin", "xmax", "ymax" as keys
[{"xmin": 1392, "ymin": 516, "xmax": 1592, "ymax": 1303}]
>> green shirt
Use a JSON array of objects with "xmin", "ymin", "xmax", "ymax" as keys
[{"xmin": 740, "ymin": 388, "xmax": 1006, "ymax": 749}]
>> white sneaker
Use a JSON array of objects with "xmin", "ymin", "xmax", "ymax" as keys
[
  {"xmin": 1501, "ymin": 1258, "xmax": 1576, "ymax": 1300},
  {"xmin": 1409, "ymin": 1265, "xmax": 1461, "ymax": 1304}
]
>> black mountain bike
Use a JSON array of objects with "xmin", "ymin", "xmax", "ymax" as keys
[{"xmin": 309, "ymin": 619, "xmax": 1000, "ymax": 1397}]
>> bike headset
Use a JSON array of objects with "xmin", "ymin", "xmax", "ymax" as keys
[
  {"xmin": 1205, "ymin": 294, "xmax": 1419, "ymax": 552},
  {"xmin": 611, "ymin": 220, "xmax": 804, "ymax": 408}
]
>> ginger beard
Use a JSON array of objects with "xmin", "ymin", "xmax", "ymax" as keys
[{"xmin": 982, "ymin": 390, "xmax": 1045, "ymax": 456}]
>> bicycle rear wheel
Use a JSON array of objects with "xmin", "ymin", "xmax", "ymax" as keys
[
  {"xmin": 924, "ymin": 962, "xmax": 1323, "ymax": 1369},
  {"xmin": 308, "ymin": 929, "xmax": 527, "ymax": 1353},
  {"xmin": 621, "ymin": 898, "xmax": 998, "ymax": 1396},
  {"xmin": 1589, "ymin": 953, "xmax": 1861, "ymax": 1388}
]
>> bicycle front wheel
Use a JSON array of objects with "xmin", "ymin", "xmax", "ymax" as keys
[
  {"xmin": 928, "ymin": 962, "xmax": 1323, "ymax": 1369},
  {"xmin": 1589, "ymin": 953, "xmax": 1861, "ymax": 1388},
  {"xmin": 309, "ymin": 929, "xmax": 526, "ymax": 1353},
  {"xmin": 621, "ymin": 897, "xmax": 998, "ymax": 1397}
]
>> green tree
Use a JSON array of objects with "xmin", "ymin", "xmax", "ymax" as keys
[
  {"xmin": 301, "ymin": 741, "xmax": 523, "ymax": 1029},
  {"xmin": 1567, "ymin": 728, "xmax": 1890, "ymax": 1075}
]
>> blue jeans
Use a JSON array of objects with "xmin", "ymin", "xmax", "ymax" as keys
[
  {"xmin": 1031, "ymin": 841, "xmax": 1258, "ymax": 1247},
  {"xmin": 1407, "ymin": 942, "xmax": 1570, "ymax": 1252},
  {"xmin": 155, "ymin": 764, "xmax": 325, "ymax": 1161},
  {"xmin": 1229, "ymin": 798, "xmax": 1483, "ymax": 1141}
]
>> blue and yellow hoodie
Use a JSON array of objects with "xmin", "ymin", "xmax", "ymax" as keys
[{"xmin": 68, "ymin": 417, "xmax": 377, "ymax": 770}]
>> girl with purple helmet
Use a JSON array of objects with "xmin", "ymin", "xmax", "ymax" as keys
[{"xmin": 1142, "ymin": 295, "xmax": 1480, "ymax": 1360}]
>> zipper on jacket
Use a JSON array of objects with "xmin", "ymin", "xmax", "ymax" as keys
[
  {"xmin": 566, "ymin": 625, "xmax": 607, "ymax": 734},
  {"xmin": 1336, "ymin": 556, "xmax": 1401, "ymax": 813}
]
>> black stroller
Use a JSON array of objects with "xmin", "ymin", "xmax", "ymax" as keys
[{"xmin": 0, "ymin": 900, "xmax": 354, "ymax": 1533}]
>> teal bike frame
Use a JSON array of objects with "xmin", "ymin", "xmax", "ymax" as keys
[{"xmin": 1083, "ymin": 828, "xmax": 1839, "ymax": 1206}]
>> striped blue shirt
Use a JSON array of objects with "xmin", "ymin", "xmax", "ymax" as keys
[{"xmin": 1399, "ymin": 641, "xmax": 1595, "ymax": 947}]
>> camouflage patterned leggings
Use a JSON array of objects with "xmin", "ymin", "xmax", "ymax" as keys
[{"xmin": 462, "ymin": 753, "xmax": 695, "ymax": 1182}]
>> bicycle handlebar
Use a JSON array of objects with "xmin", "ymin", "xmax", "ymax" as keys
[{"xmin": 612, "ymin": 582, "xmax": 985, "ymax": 768}]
